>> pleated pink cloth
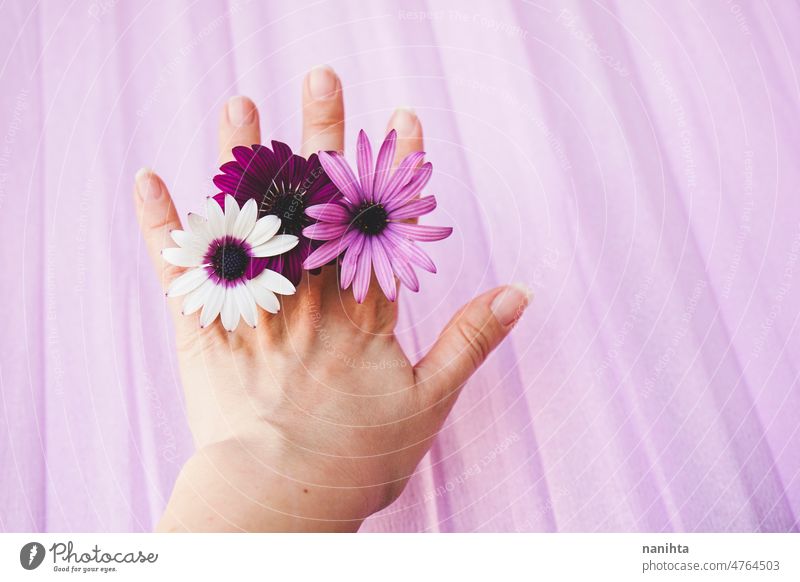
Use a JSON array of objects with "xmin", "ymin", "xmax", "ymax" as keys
[{"xmin": 1, "ymin": 0, "xmax": 798, "ymax": 532}]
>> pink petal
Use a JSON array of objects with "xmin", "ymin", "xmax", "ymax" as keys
[
  {"xmin": 388, "ymin": 195, "xmax": 437, "ymax": 220},
  {"xmin": 340, "ymin": 235, "xmax": 364, "ymax": 290},
  {"xmin": 318, "ymin": 151, "xmax": 363, "ymax": 204},
  {"xmin": 385, "ymin": 162, "xmax": 433, "ymax": 211},
  {"xmin": 392, "ymin": 255, "xmax": 419, "ymax": 292},
  {"xmin": 352, "ymin": 240, "xmax": 372, "ymax": 303},
  {"xmin": 371, "ymin": 237, "xmax": 397, "ymax": 301},
  {"xmin": 305, "ymin": 203, "xmax": 351, "ymax": 223},
  {"xmin": 381, "ymin": 151, "xmax": 424, "ymax": 203},
  {"xmin": 372, "ymin": 130, "xmax": 397, "ymax": 202},
  {"xmin": 302, "ymin": 230, "xmax": 357, "ymax": 269},
  {"xmin": 356, "ymin": 130, "xmax": 373, "ymax": 200},
  {"xmin": 302, "ymin": 222, "xmax": 350, "ymax": 241},
  {"xmin": 388, "ymin": 222, "xmax": 452, "ymax": 242},
  {"xmin": 383, "ymin": 229, "xmax": 437, "ymax": 273}
]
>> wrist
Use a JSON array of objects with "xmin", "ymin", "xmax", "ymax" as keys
[{"xmin": 157, "ymin": 437, "xmax": 375, "ymax": 532}]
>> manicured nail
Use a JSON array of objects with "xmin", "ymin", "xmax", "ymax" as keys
[
  {"xmin": 390, "ymin": 107, "xmax": 418, "ymax": 134},
  {"xmin": 490, "ymin": 283, "xmax": 531, "ymax": 327},
  {"xmin": 135, "ymin": 167, "xmax": 162, "ymax": 200},
  {"xmin": 308, "ymin": 65, "xmax": 338, "ymax": 100},
  {"xmin": 226, "ymin": 96, "xmax": 256, "ymax": 127}
]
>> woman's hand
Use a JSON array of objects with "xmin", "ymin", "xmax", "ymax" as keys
[{"xmin": 134, "ymin": 65, "xmax": 530, "ymax": 532}]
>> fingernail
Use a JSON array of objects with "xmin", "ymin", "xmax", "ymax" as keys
[
  {"xmin": 390, "ymin": 107, "xmax": 418, "ymax": 133},
  {"xmin": 308, "ymin": 65, "xmax": 338, "ymax": 100},
  {"xmin": 135, "ymin": 167, "xmax": 162, "ymax": 200},
  {"xmin": 490, "ymin": 283, "xmax": 532, "ymax": 327},
  {"xmin": 226, "ymin": 96, "xmax": 256, "ymax": 127}
]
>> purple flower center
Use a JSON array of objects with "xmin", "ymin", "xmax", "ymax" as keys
[
  {"xmin": 353, "ymin": 202, "xmax": 388, "ymax": 235},
  {"xmin": 209, "ymin": 239, "xmax": 250, "ymax": 281},
  {"xmin": 259, "ymin": 188, "xmax": 307, "ymax": 236}
]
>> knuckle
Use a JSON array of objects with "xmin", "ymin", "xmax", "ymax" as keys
[
  {"xmin": 455, "ymin": 318, "xmax": 493, "ymax": 370},
  {"xmin": 306, "ymin": 109, "xmax": 343, "ymax": 133},
  {"xmin": 148, "ymin": 214, "xmax": 177, "ymax": 235},
  {"xmin": 161, "ymin": 263, "xmax": 185, "ymax": 284}
]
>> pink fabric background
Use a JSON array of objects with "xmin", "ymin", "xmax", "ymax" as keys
[{"xmin": 1, "ymin": 0, "xmax": 798, "ymax": 532}]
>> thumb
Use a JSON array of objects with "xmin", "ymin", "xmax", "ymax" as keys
[{"xmin": 414, "ymin": 284, "xmax": 531, "ymax": 409}]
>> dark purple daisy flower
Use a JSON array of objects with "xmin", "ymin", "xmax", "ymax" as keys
[
  {"xmin": 302, "ymin": 130, "xmax": 452, "ymax": 303},
  {"xmin": 213, "ymin": 141, "xmax": 341, "ymax": 285}
]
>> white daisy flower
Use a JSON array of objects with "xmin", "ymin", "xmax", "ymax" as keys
[{"xmin": 162, "ymin": 195, "xmax": 299, "ymax": 332}]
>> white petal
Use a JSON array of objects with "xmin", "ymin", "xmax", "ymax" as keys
[
  {"xmin": 162, "ymin": 247, "xmax": 203, "ymax": 268},
  {"xmin": 170, "ymin": 229, "xmax": 201, "ymax": 250},
  {"xmin": 200, "ymin": 283, "xmax": 225, "ymax": 328},
  {"xmin": 249, "ymin": 281, "xmax": 280, "ymax": 314},
  {"xmin": 234, "ymin": 198, "xmax": 258, "ymax": 239},
  {"xmin": 256, "ymin": 269, "xmax": 296, "ymax": 296},
  {"xmin": 251, "ymin": 234, "xmax": 299, "ymax": 257},
  {"xmin": 246, "ymin": 214, "xmax": 281, "ymax": 247},
  {"xmin": 187, "ymin": 212, "xmax": 210, "ymax": 243},
  {"xmin": 183, "ymin": 279, "xmax": 213, "ymax": 315},
  {"xmin": 167, "ymin": 268, "xmax": 208, "ymax": 297},
  {"xmin": 224, "ymin": 194, "xmax": 240, "ymax": 234},
  {"xmin": 220, "ymin": 290, "xmax": 240, "ymax": 332},
  {"xmin": 206, "ymin": 197, "xmax": 226, "ymax": 239},
  {"xmin": 234, "ymin": 285, "xmax": 258, "ymax": 328}
]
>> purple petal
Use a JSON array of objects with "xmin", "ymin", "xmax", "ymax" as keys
[
  {"xmin": 388, "ymin": 222, "xmax": 452, "ymax": 242},
  {"xmin": 381, "ymin": 151, "xmax": 424, "ymax": 204},
  {"xmin": 303, "ymin": 153, "xmax": 322, "ymax": 180},
  {"xmin": 318, "ymin": 151, "xmax": 363, "ymax": 204},
  {"xmin": 307, "ymin": 182, "xmax": 342, "ymax": 205},
  {"xmin": 232, "ymin": 146, "xmax": 257, "ymax": 170},
  {"xmin": 340, "ymin": 235, "xmax": 364, "ymax": 289},
  {"xmin": 290, "ymin": 154, "xmax": 306, "ymax": 189},
  {"xmin": 371, "ymin": 237, "xmax": 397, "ymax": 301},
  {"xmin": 383, "ymin": 229, "xmax": 437, "ymax": 273},
  {"xmin": 272, "ymin": 140, "xmax": 293, "ymax": 172},
  {"xmin": 356, "ymin": 130, "xmax": 373, "ymax": 200},
  {"xmin": 353, "ymin": 239, "xmax": 372, "ymax": 303},
  {"xmin": 303, "ymin": 154, "xmax": 331, "ymax": 196},
  {"xmin": 388, "ymin": 195, "xmax": 437, "ymax": 220},
  {"xmin": 213, "ymin": 173, "xmax": 265, "ymax": 200},
  {"xmin": 227, "ymin": 146, "xmax": 280, "ymax": 188},
  {"xmin": 303, "ymin": 230, "xmax": 357, "ymax": 269},
  {"xmin": 219, "ymin": 160, "xmax": 245, "ymax": 178},
  {"xmin": 252, "ymin": 145, "xmax": 279, "ymax": 181},
  {"xmin": 284, "ymin": 252, "xmax": 303, "ymax": 286},
  {"xmin": 302, "ymin": 222, "xmax": 350, "ymax": 241},
  {"xmin": 267, "ymin": 254, "xmax": 284, "ymax": 276},
  {"xmin": 372, "ymin": 130, "xmax": 397, "ymax": 202},
  {"xmin": 305, "ymin": 203, "xmax": 351, "ymax": 223},
  {"xmin": 384, "ymin": 162, "xmax": 433, "ymax": 211},
  {"xmin": 246, "ymin": 256, "xmax": 269, "ymax": 280}
]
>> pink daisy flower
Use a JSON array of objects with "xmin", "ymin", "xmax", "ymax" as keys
[{"xmin": 302, "ymin": 130, "xmax": 452, "ymax": 303}]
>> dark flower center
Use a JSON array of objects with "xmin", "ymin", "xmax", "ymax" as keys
[
  {"xmin": 259, "ymin": 186, "xmax": 307, "ymax": 236},
  {"xmin": 353, "ymin": 202, "xmax": 388, "ymax": 235},
  {"xmin": 210, "ymin": 241, "xmax": 250, "ymax": 281}
]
